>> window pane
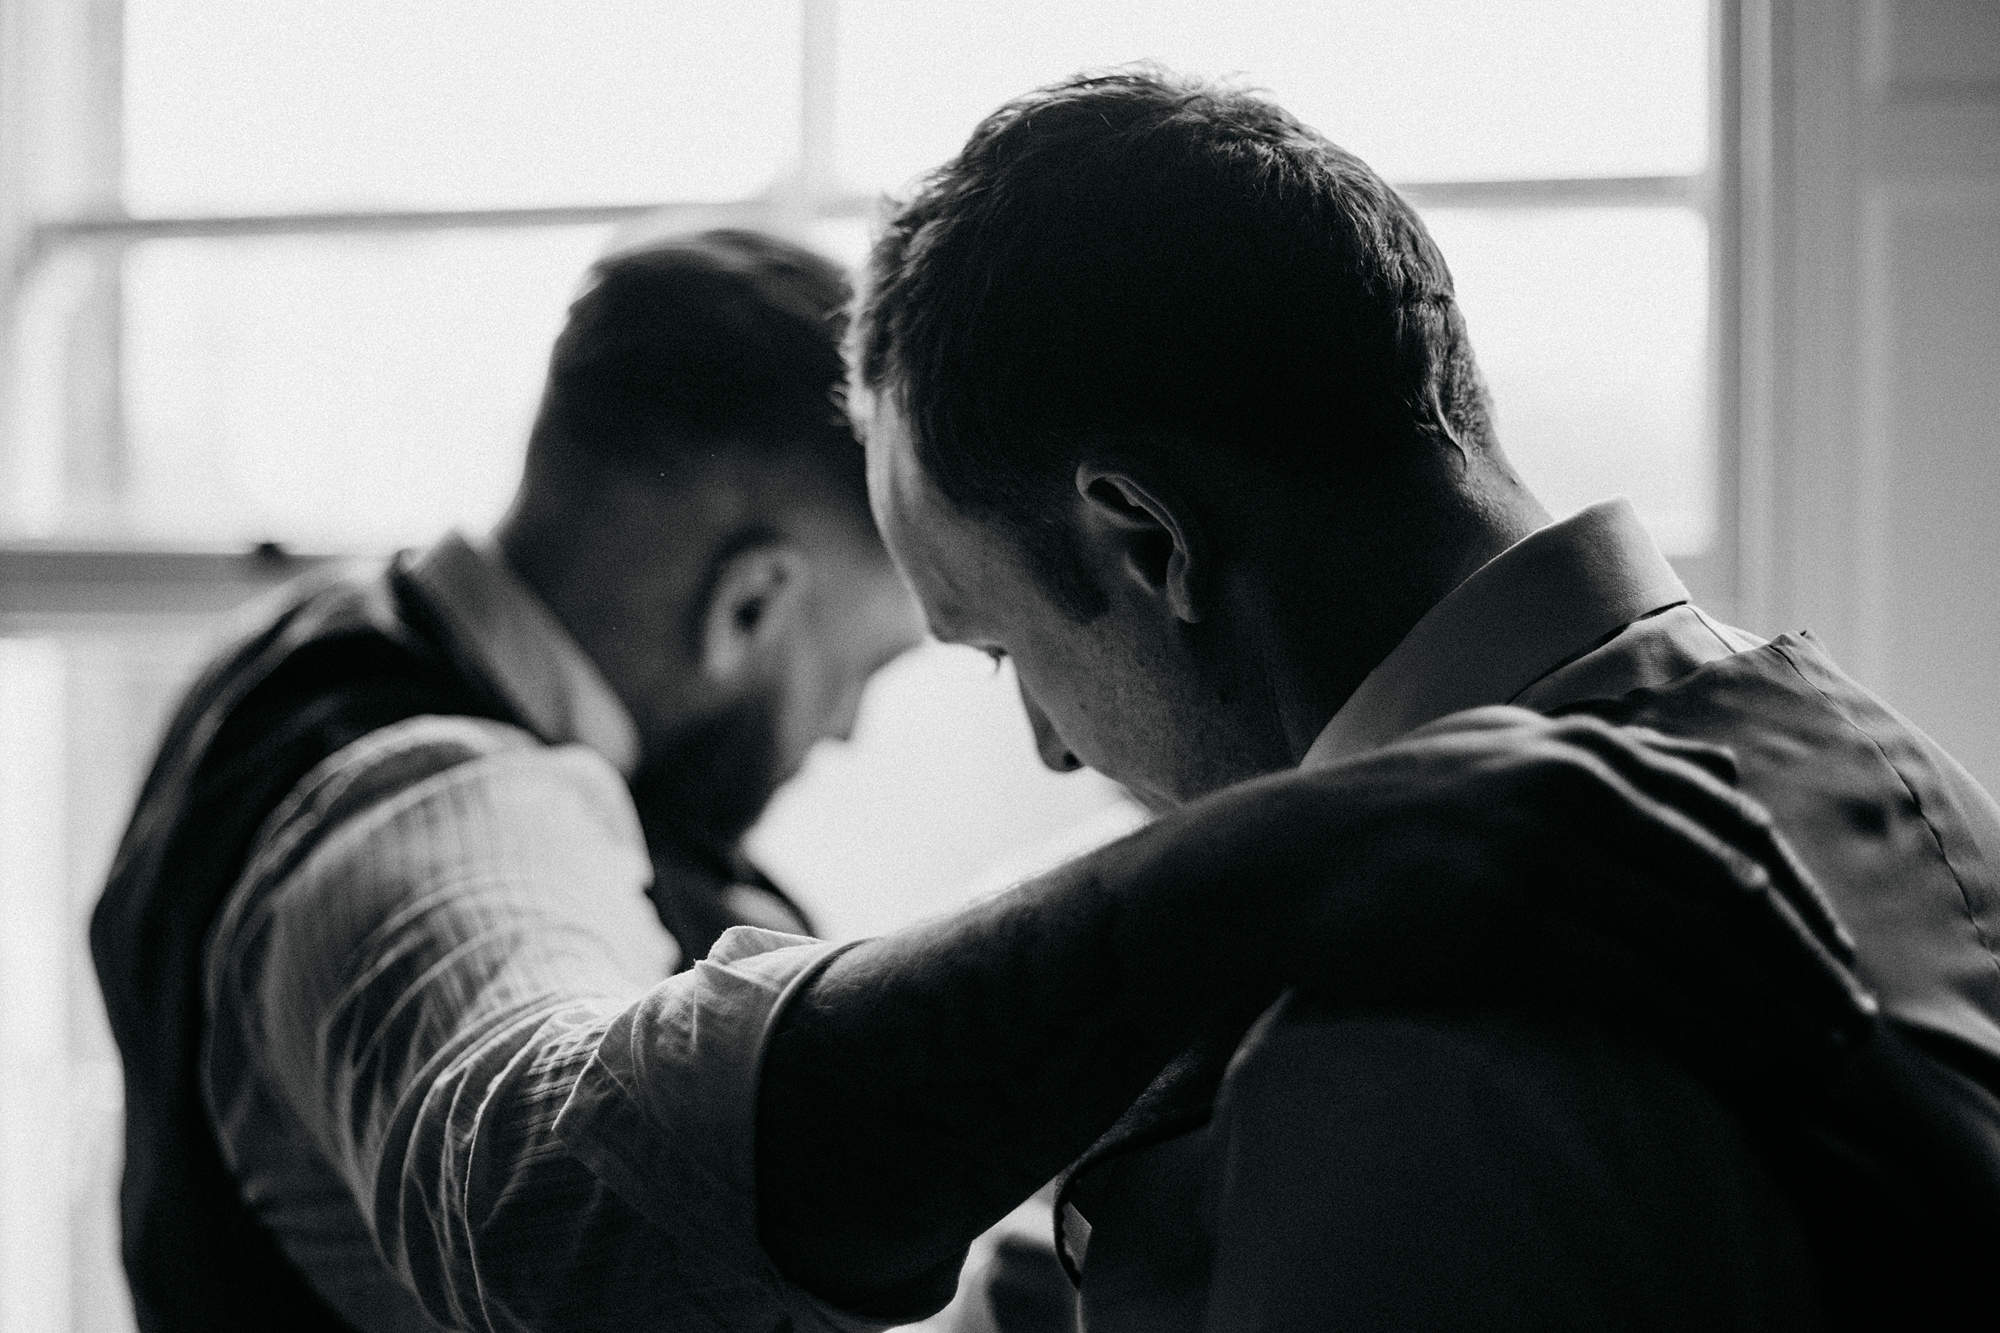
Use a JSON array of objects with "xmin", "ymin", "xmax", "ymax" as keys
[
  {"xmin": 1424, "ymin": 206, "xmax": 1711, "ymax": 555},
  {"xmin": 116, "ymin": 227, "xmax": 616, "ymax": 549},
  {"xmin": 124, "ymin": 1, "xmax": 801, "ymax": 213},
  {"xmin": 837, "ymin": 0, "xmax": 1707, "ymax": 195},
  {"xmin": 1, "ymin": 629, "xmax": 218, "ymax": 1333}
]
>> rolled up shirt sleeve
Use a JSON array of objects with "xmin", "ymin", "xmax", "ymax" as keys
[{"xmin": 204, "ymin": 716, "xmax": 874, "ymax": 1333}]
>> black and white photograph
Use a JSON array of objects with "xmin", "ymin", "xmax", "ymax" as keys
[{"xmin": 2, "ymin": 2, "xmax": 1998, "ymax": 1330}]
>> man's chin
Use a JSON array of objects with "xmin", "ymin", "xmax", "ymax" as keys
[
  {"xmin": 631, "ymin": 736, "xmax": 784, "ymax": 860},
  {"xmin": 1127, "ymin": 756, "xmax": 1291, "ymax": 812},
  {"xmin": 1095, "ymin": 766, "xmax": 1184, "ymax": 816}
]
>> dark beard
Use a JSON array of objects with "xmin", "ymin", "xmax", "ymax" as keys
[{"xmin": 626, "ymin": 685, "xmax": 784, "ymax": 864}]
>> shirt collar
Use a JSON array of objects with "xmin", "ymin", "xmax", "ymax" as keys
[
  {"xmin": 401, "ymin": 531, "xmax": 642, "ymax": 779},
  {"xmin": 1301, "ymin": 498, "xmax": 1688, "ymax": 767}
]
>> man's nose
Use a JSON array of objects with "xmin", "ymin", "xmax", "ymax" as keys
[{"xmin": 1017, "ymin": 677, "xmax": 1082, "ymax": 773}]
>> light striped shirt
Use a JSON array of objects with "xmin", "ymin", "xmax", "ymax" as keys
[{"xmin": 200, "ymin": 534, "xmax": 867, "ymax": 1333}]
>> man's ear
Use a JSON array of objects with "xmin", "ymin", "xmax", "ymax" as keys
[
  {"xmin": 697, "ymin": 542, "xmax": 812, "ymax": 684},
  {"xmin": 1075, "ymin": 464, "xmax": 1203, "ymax": 623}
]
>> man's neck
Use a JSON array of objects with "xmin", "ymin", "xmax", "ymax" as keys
[
  {"xmin": 490, "ymin": 487, "xmax": 709, "ymax": 759},
  {"xmin": 1241, "ymin": 480, "xmax": 1549, "ymax": 764}
]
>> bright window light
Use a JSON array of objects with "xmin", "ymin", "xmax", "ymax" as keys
[
  {"xmin": 124, "ymin": 0, "xmax": 803, "ymax": 213},
  {"xmin": 121, "ymin": 227, "xmax": 615, "ymax": 547},
  {"xmin": 836, "ymin": 0, "xmax": 1707, "ymax": 195}
]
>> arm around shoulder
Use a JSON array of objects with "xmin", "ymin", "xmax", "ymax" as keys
[{"xmin": 207, "ymin": 716, "xmax": 866, "ymax": 1332}]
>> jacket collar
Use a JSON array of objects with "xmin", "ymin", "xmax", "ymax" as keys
[{"xmin": 1303, "ymin": 499, "xmax": 1688, "ymax": 767}]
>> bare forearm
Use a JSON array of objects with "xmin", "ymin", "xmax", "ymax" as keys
[
  {"xmin": 754, "ymin": 777, "xmax": 1319, "ymax": 1314},
  {"xmin": 752, "ymin": 710, "xmax": 1873, "ymax": 1317}
]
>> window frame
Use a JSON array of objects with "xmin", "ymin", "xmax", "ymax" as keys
[
  {"xmin": 0, "ymin": 6, "xmax": 1743, "ymax": 1330},
  {"xmin": 1, "ymin": 0, "xmax": 1739, "ymax": 626}
]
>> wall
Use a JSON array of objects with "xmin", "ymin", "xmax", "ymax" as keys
[{"xmin": 1743, "ymin": 0, "xmax": 2000, "ymax": 789}]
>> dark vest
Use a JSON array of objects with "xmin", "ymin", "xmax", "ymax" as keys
[
  {"xmin": 89, "ymin": 554, "xmax": 811, "ymax": 1333},
  {"xmin": 1058, "ymin": 633, "xmax": 2000, "ymax": 1329}
]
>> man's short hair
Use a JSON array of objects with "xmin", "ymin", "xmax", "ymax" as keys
[
  {"xmin": 529, "ymin": 228, "xmax": 855, "ymax": 481},
  {"xmin": 854, "ymin": 66, "xmax": 1493, "ymax": 615}
]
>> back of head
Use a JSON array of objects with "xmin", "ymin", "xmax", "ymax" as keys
[
  {"xmin": 504, "ymin": 230, "xmax": 920, "ymax": 852},
  {"xmin": 854, "ymin": 66, "xmax": 1495, "ymax": 608},
  {"xmin": 529, "ymin": 227, "xmax": 857, "ymax": 495}
]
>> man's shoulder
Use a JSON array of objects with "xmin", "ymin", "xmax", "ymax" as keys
[
  {"xmin": 175, "ymin": 547, "xmax": 524, "ymax": 842},
  {"xmin": 212, "ymin": 554, "xmax": 402, "ymax": 667},
  {"xmin": 1547, "ymin": 627, "xmax": 1998, "ymax": 869},
  {"xmin": 242, "ymin": 714, "xmax": 632, "ymax": 901},
  {"xmin": 267, "ymin": 713, "xmax": 544, "ymax": 829},
  {"xmin": 152, "ymin": 554, "xmax": 448, "ymax": 799},
  {"xmin": 1517, "ymin": 604, "xmax": 1759, "ymax": 715},
  {"xmin": 1565, "ymin": 631, "xmax": 2000, "ymax": 1075},
  {"xmin": 97, "ymin": 553, "xmax": 470, "ymax": 990},
  {"xmin": 206, "ymin": 714, "xmax": 657, "ymax": 1019},
  {"xmin": 197, "ymin": 547, "xmax": 473, "ymax": 714}
]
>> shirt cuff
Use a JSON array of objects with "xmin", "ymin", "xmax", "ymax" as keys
[{"xmin": 554, "ymin": 925, "xmax": 876, "ymax": 1331}]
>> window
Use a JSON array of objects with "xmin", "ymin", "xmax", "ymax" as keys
[
  {"xmin": 8, "ymin": 0, "xmax": 1725, "ymax": 559},
  {"xmin": 0, "ymin": 4, "xmax": 1729, "ymax": 1329}
]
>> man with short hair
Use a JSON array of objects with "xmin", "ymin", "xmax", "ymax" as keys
[
  {"xmin": 95, "ymin": 228, "xmax": 922, "ymax": 1332},
  {"xmin": 836, "ymin": 69, "xmax": 2000, "ymax": 1330},
  {"xmin": 94, "ymin": 224, "xmax": 1868, "ymax": 1333}
]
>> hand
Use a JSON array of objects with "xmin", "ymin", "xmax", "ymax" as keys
[{"xmin": 1136, "ymin": 706, "xmax": 1877, "ymax": 1095}]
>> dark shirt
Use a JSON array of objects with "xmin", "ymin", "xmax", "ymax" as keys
[{"xmin": 1060, "ymin": 501, "xmax": 2000, "ymax": 1330}]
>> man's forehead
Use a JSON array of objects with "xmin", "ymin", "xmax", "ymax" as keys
[
  {"xmin": 854, "ymin": 394, "xmax": 968, "ymax": 620},
  {"xmin": 860, "ymin": 393, "xmax": 937, "ymax": 521}
]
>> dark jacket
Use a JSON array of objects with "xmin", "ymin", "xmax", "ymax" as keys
[
  {"xmin": 1058, "ymin": 633, "xmax": 2000, "ymax": 1329},
  {"xmin": 90, "ymin": 554, "xmax": 810, "ymax": 1333}
]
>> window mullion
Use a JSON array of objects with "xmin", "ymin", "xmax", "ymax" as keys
[
  {"xmin": 57, "ymin": 0, "xmax": 125, "ymax": 526},
  {"xmin": 1702, "ymin": 0, "xmax": 1745, "ymax": 621},
  {"xmin": 1396, "ymin": 175, "xmax": 1701, "ymax": 211},
  {"xmin": 1, "ymin": 0, "xmax": 126, "ymax": 538},
  {"xmin": 800, "ymin": 0, "xmax": 839, "ymax": 209}
]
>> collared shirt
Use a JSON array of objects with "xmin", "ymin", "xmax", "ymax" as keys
[
  {"xmin": 1069, "ymin": 499, "xmax": 1771, "ymax": 1333},
  {"xmin": 1303, "ymin": 498, "xmax": 1761, "ymax": 766},
  {"xmin": 202, "ymin": 533, "xmax": 864, "ymax": 1333},
  {"xmin": 403, "ymin": 532, "xmax": 642, "ymax": 781}
]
